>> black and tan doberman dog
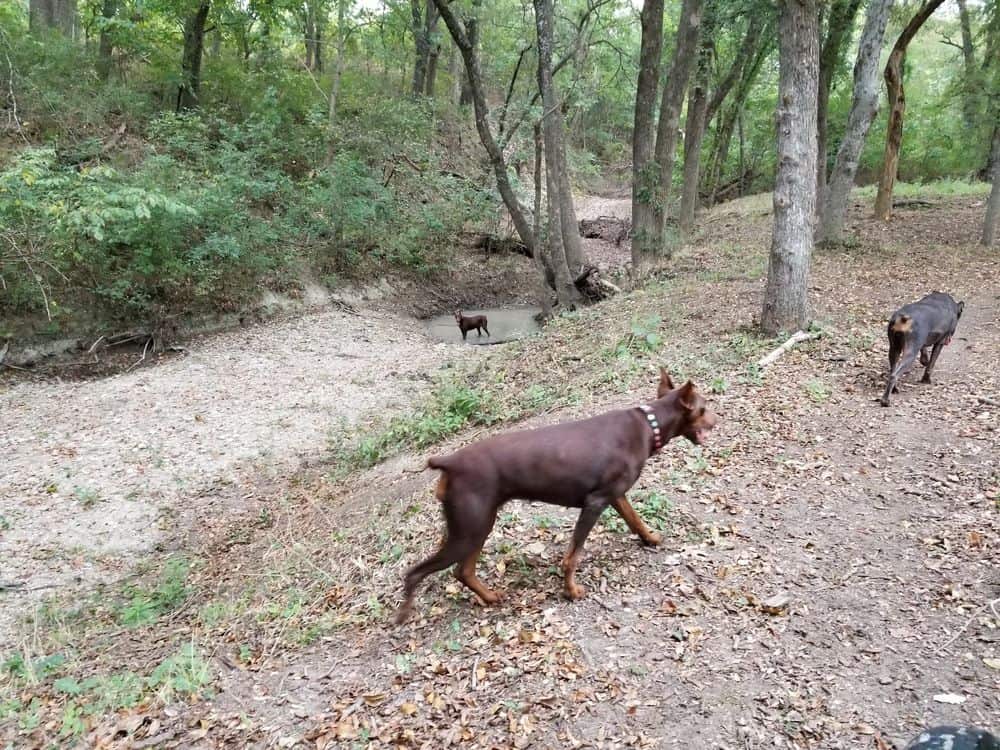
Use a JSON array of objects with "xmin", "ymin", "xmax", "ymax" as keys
[{"xmin": 881, "ymin": 292, "xmax": 964, "ymax": 406}]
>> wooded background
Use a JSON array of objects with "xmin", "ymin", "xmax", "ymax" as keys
[{"xmin": 2, "ymin": 0, "xmax": 998, "ymax": 335}]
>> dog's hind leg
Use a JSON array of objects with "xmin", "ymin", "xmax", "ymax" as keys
[
  {"xmin": 611, "ymin": 497, "xmax": 661, "ymax": 546},
  {"xmin": 396, "ymin": 488, "xmax": 499, "ymax": 623},
  {"xmin": 921, "ymin": 341, "xmax": 945, "ymax": 383}
]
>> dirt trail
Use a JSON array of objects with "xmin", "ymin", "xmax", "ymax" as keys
[
  {"xmin": 0, "ymin": 306, "xmax": 479, "ymax": 644},
  {"xmin": 2, "ymin": 196, "xmax": 997, "ymax": 749}
]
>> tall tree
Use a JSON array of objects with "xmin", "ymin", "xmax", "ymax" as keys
[
  {"xmin": 534, "ymin": 0, "xmax": 582, "ymax": 305},
  {"xmin": 677, "ymin": 22, "xmax": 713, "ymax": 236},
  {"xmin": 956, "ymin": 0, "xmax": 977, "ymax": 129},
  {"xmin": 631, "ymin": 0, "xmax": 703, "ymax": 268},
  {"xmin": 631, "ymin": 0, "xmax": 665, "ymax": 268},
  {"xmin": 410, "ymin": 0, "xmax": 438, "ymax": 97},
  {"xmin": 432, "ymin": 0, "xmax": 566, "ymax": 311},
  {"xmin": 873, "ymin": 0, "xmax": 946, "ymax": 221},
  {"xmin": 817, "ymin": 0, "xmax": 893, "ymax": 243},
  {"xmin": 703, "ymin": 25, "xmax": 774, "ymax": 205},
  {"xmin": 762, "ymin": 0, "xmax": 819, "ymax": 335},
  {"xmin": 29, "ymin": 0, "xmax": 78, "ymax": 36},
  {"xmin": 984, "ymin": 125, "xmax": 1000, "ymax": 247},
  {"xmin": 816, "ymin": 0, "xmax": 863, "ymax": 197},
  {"xmin": 177, "ymin": 0, "xmax": 211, "ymax": 111},
  {"xmin": 96, "ymin": 0, "xmax": 117, "ymax": 81}
]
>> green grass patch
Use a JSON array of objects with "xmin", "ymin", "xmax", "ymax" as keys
[{"xmin": 853, "ymin": 179, "xmax": 990, "ymax": 199}]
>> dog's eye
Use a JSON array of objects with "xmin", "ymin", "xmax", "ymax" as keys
[{"xmin": 698, "ymin": 407, "xmax": 705, "ymax": 417}]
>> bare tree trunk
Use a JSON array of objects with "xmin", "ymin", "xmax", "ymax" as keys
[
  {"xmin": 556, "ymin": 142, "xmax": 585, "ymax": 273},
  {"xmin": 433, "ymin": 0, "xmax": 552, "ymax": 310},
  {"xmin": 30, "ymin": 0, "xmax": 77, "ymax": 36},
  {"xmin": 816, "ymin": 0, "xmax": 863, "ymax": 199},
  {"xmin": 304, "ymin": 4, "xmax": 315, "ymax": 69},
  {"xmin": 534, "ymin": 0, "xmax": 580, "ymax": 307},
  {"xmin": 651, "ymin": 0, "xmax": 704, "ymax": 251},
  {"xmin": 448, "ymin": 41, "xmax": 462, "ymax": 105},
  {"xmin": 873, "ymin": 0, "xmax": 945, "ymax": 221},
  {"xmin": 678, "ymin": 28, "xmax": 713, "ymax": 236},
  {"xmin": 533, "ymin": 123, "xmax": 553, "ymax": 317},
  {"xmin": 983, "ymin": 125, "xmax": 1000, "ymax": 247},
  {"xmin": 817, "ymin": 0, "xmax": 893, "ymax": 243},
  {"xmin": 410, "ymin": 0, "xmax": 430, "ymax": 96},
  {"xmin": 630, "ymin": 0, "xmax": 665, "ymax": 269},
  {"xmin": 957, "ymin": 0, "xmax": 977, "ymax": 129},
  {"xmin": 705, "ymin": 14, "xmax": 765, "ymax": 126},
  {"xmin": 762, "ymin": 0, "xmax": 819, "ymax": 335},
  {"xmin": 425, "ymin": 40, "xmax": 440, "ymax": 96},
  {"xmin": 459, "ymin": 8, "xmax": 479, "ymax": 106},
  {"xmin": 632, "ymin": 0, "xmax": 703, "ymax": 268},
  {"xmin": 705, "ymin": 33, "xmax": 773, "ymax": 204},
  {"xmin": 315, "ymin": 19, "xmax": 323, "ymax": 72},
  {"xmin": 326, "ymin": 0, "xmax": 348, "ymax": 160},
  {"xmin": 177, "ymin": 0, "xmax": 210, "ymax": 111},
  {"xmin": 96, "ymin": 0, "xmax": 116, "ymax": 81}
]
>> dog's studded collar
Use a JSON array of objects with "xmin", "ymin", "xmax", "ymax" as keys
[{"xmin": 638, "ymin": 405, "xmax": 663, "ymax": 454}]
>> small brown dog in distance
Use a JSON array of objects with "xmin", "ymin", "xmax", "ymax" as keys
[
  {"xmin": 395, "ymin": 368, "xmax": 718, "ymax": 624},
  {"xmin": 454, "ymin": 310, "xmax": 489, "ymax": 340}
]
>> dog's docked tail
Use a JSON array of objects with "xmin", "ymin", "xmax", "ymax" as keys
[
  {"xmin": 890, "ymin": 313, "xmax": 912, "ymax": 334},
  {"xmin": 426, "ymin": 455, "xmax": 454, "ymax": 501}
]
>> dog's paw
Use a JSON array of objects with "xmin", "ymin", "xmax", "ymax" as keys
[
  {"xmin": 642, "ymin": 532, "xmax": 662, "ymax": 547},
  {"xmin": 921, "ymin": 374, "xmax": 932, "ymax": 384},
  {"xmin": 477, "ymin": 589, "xmax": 503, "ymax": 606},
  {"xmin": 564, "ymin": 582, "xmax": 587, "ymax": 601}
]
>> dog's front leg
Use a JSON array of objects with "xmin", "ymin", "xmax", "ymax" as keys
[
  {"xmin": 561, "ymin": 499, "xmax": 605, "ymax": 600},
  {"xmin": 921, "ymin": 341, "xmax": 945, "ymax": 383},
  {"xmin": 611, "ymin": 496, "xmax": 662, "ymax": 546}
]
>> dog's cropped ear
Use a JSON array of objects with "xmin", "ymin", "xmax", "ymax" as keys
[
  {"xmin": 677, "ymin": 380, "xmax": 696, "ymax": 410},
  {"xmin": 657, "ymin": 367, "xmax": 675, "ymax": 398},
  {"xmin": 957, "ymin": 301, "xmax": 965, "ymax": 319}
]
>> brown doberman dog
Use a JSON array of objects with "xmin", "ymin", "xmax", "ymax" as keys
[
  {"xmin": 454, "ymin": 310, "xmax": 489, "ymax": 340},
  {"xmin": 395, "ymin": 368, "xmax": 718, "ymax": 624}
]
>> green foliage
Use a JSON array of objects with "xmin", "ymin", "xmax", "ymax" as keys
[{"xmin": 118, "ymin": 557, "xmax": 191, "ymax": 628}]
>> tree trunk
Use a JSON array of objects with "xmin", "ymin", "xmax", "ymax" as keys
[
  {"xmin": 678, "ymin": 27, "xmax": 713, "ymax": 236},
  {"xmin": 630, "ymin": 0, "xmax": 665, "ymax": 270},
  {"xmin": 705, "ymin": 33, "xmax": 773, "ymax": 205},
  {"xmin": 817, "ymin": 0, "xmax": 893, "ymax": 243},
  {"xmin": 957, "ymin": 0, "xmax": 976, "ymax": 129},
  {"xmin": 705, "ymin": 14, "xmax": 765, "ymax": 127},
  {"xmin": 533, "ymin": 123, "xmax": 553, "ymax": 317},
  {"xmin": 432, "ymin": 0, "xmax": 552, "ymax": 310},
  {"xmin": 314, "ymin": 19, "xmax": 323, "ymax": 72},
  {"xmin": 425, "ymin": 40, "xmax": 441, "ymax": 96},
  {"xmin": 448, "ymin": 41, "xmax": 463, "ymax": 105},
  {"xmin": 459, "ymin": 8, "xmax": 479, "ymax": 106},
  {"xmin": 761, "ymin": 0, "xmax": 819, "ymax": 335},
  {"xmin": 96, "ymin": 0, "xmax": 116, "ymax": 81},
  {"xmin": 873, "ymin": 0, "xmax": 945, "ymax": 221},
  {"xmin": 327, "ymin": 0, "xmax": 348, "ymax": 160},
  {"xmin": 29, "ymin": 0, "xmax": 77, "ymax": 36},
  {"xmin": 534, "ymin": 0, "xmax": 580, "ymax": 307},
  {"xmin": 816, "ymin": 0, "xmax": 863, "ymax": 199},
  {"xmin": 983, "ymin": 125, "xmax": 1000, "ymax": 247},
  {"xmin": 304, "ymin": 3, "xmax": 315, "ymax": 69},
  {"xmin": 177, "ymin": 0, "xmax": 210, "ymax": 111},
  {"xmin": 410, "ymin": 0, "xmax": 430, "ymax": 96},
  {"xmin": 632, "ymin": 0, "xmax": 703, "ymax": 268}
]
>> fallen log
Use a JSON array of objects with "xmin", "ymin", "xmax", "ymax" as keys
[
  {"xmin": 578, "ymin": 216, "xmax": 631, "ymax": 245},
  {"xmin": 757, "ymin": 330, "xmax": 820, "ymax": 370}
]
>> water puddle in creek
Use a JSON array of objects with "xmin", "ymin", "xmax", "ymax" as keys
[{"xmin": 425, "ymin": 306, "xmax": 543, "ymax": 345}]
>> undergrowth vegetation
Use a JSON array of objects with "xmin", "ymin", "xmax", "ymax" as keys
[{"xmin": 0, "ymin": 31, "xmax": 491, "ymax": 333}]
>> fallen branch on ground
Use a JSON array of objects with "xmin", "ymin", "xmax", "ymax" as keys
[{"xmin": 757, "ymin": 330, "xmax": 820, "ymax": 370}]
